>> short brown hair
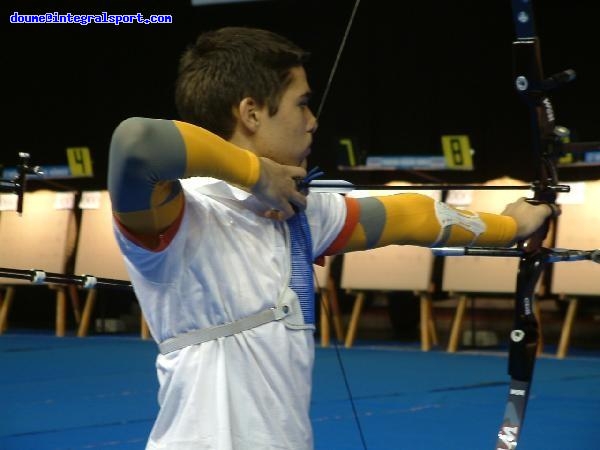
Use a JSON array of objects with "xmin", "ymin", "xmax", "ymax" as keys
[{"xmin": 175, "ymin": 27, "xmax": 310, "ymax": 139}]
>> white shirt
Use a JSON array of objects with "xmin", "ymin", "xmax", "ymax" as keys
[{"xmin": 114, "ymin": 178, "xmax": 346, "ymax": 450}]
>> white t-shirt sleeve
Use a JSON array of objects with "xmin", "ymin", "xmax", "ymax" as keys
[{"xmin": 305, "ymin": 192, "xmax": 347, "ymax": 258}]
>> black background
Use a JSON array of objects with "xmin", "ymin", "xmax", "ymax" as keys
[
  {"xmin": 2, "ymin": 0, "xmax": 600, "ymax": 330},
  {"xmin": 4, "ymin": 0, "xmax": 600, "ymax": 189}
]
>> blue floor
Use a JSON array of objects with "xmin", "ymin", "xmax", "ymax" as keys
[{"xmin": 1, "ymin": 333, "xmax": 600, "ymax": 449}]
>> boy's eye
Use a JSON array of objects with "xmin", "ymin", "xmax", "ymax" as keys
[{"xmin": 299, "ymin": 95, "xmax": 312, "ymax": 107}]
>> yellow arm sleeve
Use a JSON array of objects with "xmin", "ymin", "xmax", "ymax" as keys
[
  {"xmin": 337, "ymin": 194, "xmax": 517, "ymax": 253},
  {"xmin": 108, "ymin": 118, "xmax": 260, "ymax": 243},
  {"xmin": 174, "ymin": 121, "xmax": 260, "ymax": 187}
]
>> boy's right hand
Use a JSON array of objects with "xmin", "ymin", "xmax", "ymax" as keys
[{"xmin": 251, "ymin": 157, "xmax": 307, "ymax": 221}]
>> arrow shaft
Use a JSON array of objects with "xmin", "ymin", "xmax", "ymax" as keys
[{"xmin": 310, "ymin": 183, "xmax": 535, "ymax": 191}]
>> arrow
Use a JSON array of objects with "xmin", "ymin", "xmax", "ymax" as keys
[{"xmin": 307, "ymin": 179, "xmax": 569, "ymax": 194}]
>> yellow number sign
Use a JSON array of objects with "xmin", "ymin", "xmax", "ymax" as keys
[
  {"xmin": 66, "ymin": 147, "xmax": 93, "ymax": 177},
  {"xmin": 441, "ymin": 135, "xmax": 473, "ymax": 170}
]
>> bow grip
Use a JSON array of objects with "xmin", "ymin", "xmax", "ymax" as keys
[{"xmin": 524, "ymin": 198, "xmax": 561, "ymax": 218}]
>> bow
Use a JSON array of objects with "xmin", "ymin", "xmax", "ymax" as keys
[
  {"xmin": 495, "ymin": 1, "xmax": 568, "ymax": 447},
  {"xmin": 492, "ymin": 0, "xmax": 600, "ymax": 445}
]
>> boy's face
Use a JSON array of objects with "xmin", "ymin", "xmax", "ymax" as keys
[{"xmin": 253, "ymin": 66, "xmax": 317, "ymax": 167}]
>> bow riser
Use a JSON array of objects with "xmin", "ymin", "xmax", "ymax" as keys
[{"xmin": 496, "ymin": 3, "xmax": 564, "ymax": 448}]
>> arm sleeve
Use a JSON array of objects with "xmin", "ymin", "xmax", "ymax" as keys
[
  {"xmin": 324, "ymin": 194, "xmax": 517, "ymax": 254},
  {"xmin": 107, "ymin": 118, "xmax": 260, "ymax": 241}
]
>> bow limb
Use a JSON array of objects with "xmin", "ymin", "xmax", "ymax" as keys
[{"xmin": 496, "ymin": 1, "xmax": 570, "ymax": 448}]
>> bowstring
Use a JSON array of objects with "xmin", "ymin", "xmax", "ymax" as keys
[
  {"xmin": 309, "ymin": 0, "xmax": 367, "ymax": 445},
  {"xmin": 315, "ymin": 0, "xmax": 362, "ymax": 121},
  {"xmin": 312, "ymin": 262, "xmax": 369, "ymax": 450}
]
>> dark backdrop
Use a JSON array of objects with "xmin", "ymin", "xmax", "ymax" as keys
[
  {"xmin": 4, "ymin": 0, "xmax": 600, "ymax": 188},
  {"xmin": 2, "ymin": 0, "xmax": 599, "ymax": 330}
]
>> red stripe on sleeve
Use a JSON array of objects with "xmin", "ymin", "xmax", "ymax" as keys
[
  {"xmin": 321, "ymin": 196, "xmax": 361, "ymax": 256},
  {"xmin": 114, "ymin": 203, "xmax": 185, "ymax": 252}
]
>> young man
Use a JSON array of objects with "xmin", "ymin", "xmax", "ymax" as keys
[{"xmin": 108, "ymin": 27, "xmax": 553, "ymax": 450}]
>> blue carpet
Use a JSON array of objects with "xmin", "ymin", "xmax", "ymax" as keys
[
  {"xmin": 1, "ymin": 334, "xmax": 600, "ymax": 449},
  {"xmin": 312, "ymin": 346, "xmax": 600, "ymax": 449}
]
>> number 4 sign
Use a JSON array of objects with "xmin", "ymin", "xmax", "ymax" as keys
[{"xmin": 66, "ymin": 147, "xmax": 94, "ymax": 177}]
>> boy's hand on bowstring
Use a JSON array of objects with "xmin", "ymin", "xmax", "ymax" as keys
[
  {"xmin": 252, "ymin": 157, "xmax": 307, "ymax": 221},
  {"xmin": 501, "ymin": 197, "xmax": 560, "ymax": 241}
]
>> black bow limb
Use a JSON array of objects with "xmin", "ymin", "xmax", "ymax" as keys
[{"xmin": 496, "ymin": 1, "xmax": 573, "ymax": 448}]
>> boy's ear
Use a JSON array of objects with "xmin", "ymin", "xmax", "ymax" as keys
[{"xmin": 237, "ymin": 97, "xmax": 261, "ymax": 132}]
